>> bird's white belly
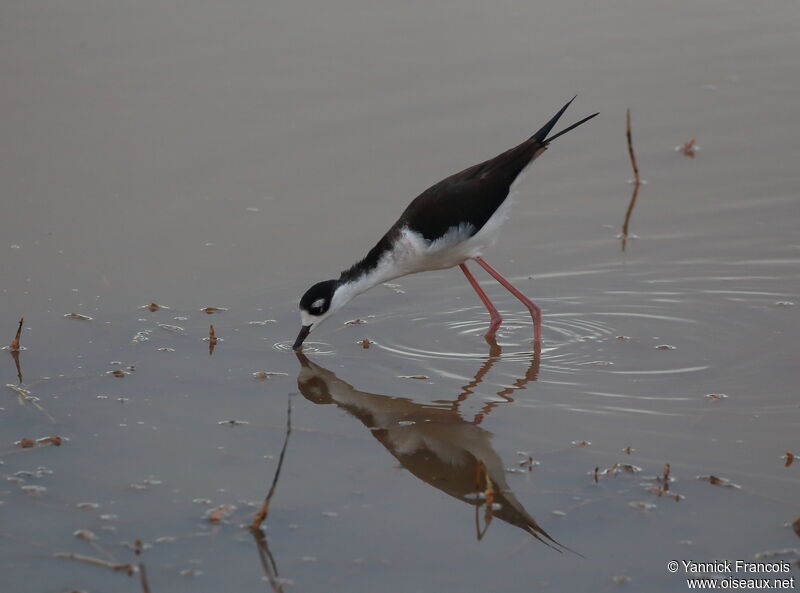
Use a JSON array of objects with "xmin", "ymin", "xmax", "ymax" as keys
[{"xmin": 393, "ymin": 196, "xmax": 514, "ymax": 274}]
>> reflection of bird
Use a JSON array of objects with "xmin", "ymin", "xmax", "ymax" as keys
[
  {"xmin": 295, "ymin": 350, "xmax": 573, "ymax": 552},
  {"xmin": 293, "ymin": 97, "xmax": 598, "ymax": 351}
]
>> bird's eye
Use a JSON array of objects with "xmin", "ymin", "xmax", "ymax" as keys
[{"xmin": 311, "ymin": 298, "xmax": 326, "ymax": 313}]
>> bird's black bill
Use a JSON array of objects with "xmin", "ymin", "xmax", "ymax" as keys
[
  {"xmin": 531, "ymin": 95, "xmax": 577, "ymax": 143},
  {"xmin": 292, "ymin": 325, "xmax": 312, "ymax": 351},
  {"xmin": 544, "ymin": 111, "xmax": 599, "ymax": 144},
  {"xmin": 530, "ymin": 95, "xmax": 598, "ymax": 145}
]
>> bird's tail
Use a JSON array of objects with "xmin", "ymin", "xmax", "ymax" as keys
[{"xmin": 531, "ymin": 95, "xmax": 599, "ymax": 144}]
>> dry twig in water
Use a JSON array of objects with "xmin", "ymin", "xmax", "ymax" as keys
[
  {"xmin": 54, "ymin": 552, "xmax": 135, "ymax": 576},
  {"xmin": 9, "ymin": 318, "xmax": 23, "ymax": 351},
  {"xmin": 621, "ymin": 108, "xmax": 643, "ymax": 251}
]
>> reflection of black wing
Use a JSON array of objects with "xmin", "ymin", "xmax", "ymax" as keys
[{"xmin": 371, "ymin": 425, "xmax": 567, "ymax": 552}]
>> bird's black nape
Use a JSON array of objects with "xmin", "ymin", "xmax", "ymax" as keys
[{"xmin": 529, "ymin": 95, "xmax": 599, "ymax": 145}]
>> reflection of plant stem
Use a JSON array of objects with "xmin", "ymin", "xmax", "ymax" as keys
[
  {"xmin": 251, "ymin": 528, "xmax": 285, "ymax": 593},
  {"xmin": 251, "ymin": 395, "xmax": 292, "ymax": 531},
  {"xmin": 138, "ymin": 562, "xmax": 152, "ymax": 593},
  {"xmin": 621, "ymin": 108, "xmax": 642, "ymax": 251},
  {"xmin": 248, "ymin": 394, "xmax": 292, "ymax": 592},
  {"xmin": 11, "ymin": 350, "xmax": 22, "ymax": 383}
]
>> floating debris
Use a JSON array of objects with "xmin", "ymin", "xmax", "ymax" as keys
[
  {"xmin": 697, "ymin": 475, "xmax": 741, "ymax": 489},
  {"xmin": 612, "ymin": 575, "xmax": 632, "ymax": 584},
  {"xmin": 54, "ymin": 552, "xmax": 134, "ymax": 575},
  {"xmin": 157, "ymin": 324, "xmax": 185, "ymax": 334},
  {"xmin": 623, "ymin": 446, "xmax": 635, "ymax": 455},
  {"xmin": 157, "ymin": 347, "xmax": 175, "ymax": 352},
  {"xmin": 252, "ymin": 371, "xmax": 288, "ymax": 381},
  {"xmin": 344, "ymin": 319, "xmax": 366, "ymax": 326},
  {"xmin": 201, "ymin": 306, "xmax": 228, "ymax": 315},
  {"xmin": 206, "ymin": 504, "xmax": 236, "ymax": 524},
  {"xmin": 6, "ymin": 384, "xmax": 55, "ymax": 421},
  {"xmin": 37, "ymin": 435, "xmax": 62, "ymax": 447},
  {"xmin": 20, "ymin": 484, "xmax": 47, "ymax": 495},
  {"xmin": 247, "ymin": 320, "xmax": 277, "ymax": 326},
  {"xmin": 628, "ymin": 501, "xmax": 656, "ymax": 511},
  {"xmin": 705, "ymin": 393, "xmax": 728, "ymax": 401},
  {"xmin": 675, "ymin": 138, "xmax": 699, "ymax": 158},
  {"xmin": 793, "ymin": 517, "xmax": 800, "ymax": 538},
  {"xmin": 518, "ymin": 455, "xmax": 539, "ymax": 471},
  {"xmin": 218, "ymin": 419, "xmax": 249, "ymax": 426},
  {"xmin": 64, "ymin": 313, "xmax": 92, "ymax": 321},
  {"xmin": 76, "ymin": 502, "xmax": 100, "ymax": 510},
  {"xmin": 654, "ymin": 344, "xmax": 676, "ymax": 350},
  {"xmin": 15, "ymin": 438, "xmax": 35, "ymax": 448},
  {"xmin": 106, "ymin": 369, "xmax": 127, "ymax": 378},
  {"xmin": 785, "ymin": 451, "xmax": 795, "ymax": 468},
  {"xmin": 397, "ymin": 375, "xmax": 429, "ymax": 380},
  {"xmin": 139, "ymin": 303, "xmax": 168, "ymax": 312},
  {"xmin": 360, "ymin": 338, "xmax": 371, "ymax": 349},
  {"xmin": 616, "ymin": 335, "xmax": 630, "ymax": 341},
  {"xmin": 774, "ymin": 301, "xmax": 795, "ymax": 307},
  {"xmin": 131, "ymin": 329, "xmax": 152, "ymax": 343},
  {"xmin": 572, "ymin": 440, "xmax": 591, "ymax": 447}
]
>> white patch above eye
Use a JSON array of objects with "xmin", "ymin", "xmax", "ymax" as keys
[{"xmin": 311, "ymin": 298, "xmax": 326, "ymax": 309}]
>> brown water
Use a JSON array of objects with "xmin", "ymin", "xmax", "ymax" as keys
[{"xmin": 2, "ymin": 1, "xmax": 799, "ymax": 591}]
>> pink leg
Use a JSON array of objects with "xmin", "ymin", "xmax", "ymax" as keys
[
  {"xmin": 459, "ymin": 263, "xmax": 502, "ymax": 338},
  {"xmin": 474, "ymin": 256, "xmax": 542, "ymax": 346}
]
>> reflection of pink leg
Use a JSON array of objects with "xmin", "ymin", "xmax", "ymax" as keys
[
  {"xmin": 460, "ymin": 263, "xmax": 502, "ymax": 338},
  {"xmin": 474, "ymin": 256, "xmax": 542, "ymax": 346}
]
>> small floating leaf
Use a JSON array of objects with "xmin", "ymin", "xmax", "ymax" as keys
[
  {"xmin": 397, "ymin": 375, "xmax": 429, "ymax": 380},
  {"xmin": 705, "ymin": 393, "xmax": 728, "ymax": 401},
  {"xmin": 697, "ymin": 474, "xmax": 741, "ymax": 489},
  {"xmin": 206, "ymin": 504, "xmax": 236, "ymax": 523},
  {"xmin": 252, "ymin": 371, "xmax": 288, "ymax": 381},
  {"xmin": 201, "ymin": 306, "xmax": 228, "ymax": 315},
  {"xmin": 675, "ymin": 138, "xmax": 698, "ymax": 158},
  {"xmin": 140, "ymin": 303, "xmax": 169, "ymax": 312},
  {"xmin": 64, "ymin": 313, "xmax": 92, "ymax": 321}
]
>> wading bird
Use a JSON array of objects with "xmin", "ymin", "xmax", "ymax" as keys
[{"xmin": 293, "ymin": 97, "xmax": 597, "ymax": 351}]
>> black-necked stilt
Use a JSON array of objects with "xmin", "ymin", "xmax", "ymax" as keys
[{"xmin": 292, "ymin": 97, "xmax": 598, "ymax": 351}]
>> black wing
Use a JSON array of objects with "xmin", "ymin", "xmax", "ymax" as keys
[{"xmin": 399, "ymin": 96, "xmax": 597, "ymax": 241}]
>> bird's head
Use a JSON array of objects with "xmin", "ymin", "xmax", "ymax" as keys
[{"xmin": 292, "ymin": 279, "xmax": 342, "ymax": 350}]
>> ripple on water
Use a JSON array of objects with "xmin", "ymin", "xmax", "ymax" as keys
[
  {"xmin": 273, "ymin": 341, "xmax": 336, "ymax": 356},
  {"xmin": 375, "ymin": 307, "xmax": 620, "ymax": 373}
]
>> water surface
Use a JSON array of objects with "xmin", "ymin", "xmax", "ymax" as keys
[{"xmin": 2, "ymin": 1, "xmax": 799, "ymax": 591}]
